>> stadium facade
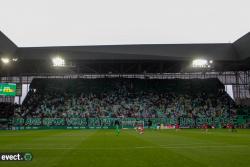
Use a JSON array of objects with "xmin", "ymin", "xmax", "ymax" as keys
[{"xmin": 0, "ymin": 31, "xmax": 249, "ymax": 130}]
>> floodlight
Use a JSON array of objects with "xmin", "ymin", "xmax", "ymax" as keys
[
  {"xmin": 1, "ymin": 57, "xmax": 10, "ymax": 64},
  {"xmin": 192, "ymin": 59, "xmax": 208, "ymax": 68},
  {"xmin": 52, "ymin": 57, "xmax": 65, "ymax": 67},
  {"xmin": 12, "ymin": 58, "xmax": 18, "ymax": 62}
]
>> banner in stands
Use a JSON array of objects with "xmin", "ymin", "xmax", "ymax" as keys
[{"xmin": 11, "ymin": 117, "xmax": 244, "ymax": 130}]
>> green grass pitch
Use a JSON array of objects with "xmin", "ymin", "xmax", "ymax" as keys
[{"xmin": 0, "ymin": 129, "xmax": 250, "ymax": 167}]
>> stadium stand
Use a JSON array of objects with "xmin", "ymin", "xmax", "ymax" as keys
[
  {"xmin": 0, "ymin": 102, "xmax": 14, "ymax": 129},
  {"xmin": 12, "ymin": 78, "xmax": 238, "ymax": 128},
  {"xmin": 0, "ymin": 31, "xmax": 249, "ymax": 129},
  {"xmin": 237, "ymin": 105, "xmax": 250, "ymax": 128},
  {"xmin": 0, "ymin": 102, "xmax": 14, "ymax": 118}
]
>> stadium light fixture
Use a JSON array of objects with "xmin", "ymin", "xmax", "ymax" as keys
[
  {"xmin": 192, "ymin": 58, "xmax": 213, "ymax": 68},
  {"xmin": 52, "ymin": 57, "xmax": 65, "ymax": 67},
  {"xmin": 12, "ymin": 58, "xmax": 18, "ymax": 62},
  {"xmin": 1, "ymin": 57, "xmax": 10, "ymax": 64}
]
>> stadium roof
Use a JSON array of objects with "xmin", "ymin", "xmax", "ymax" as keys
[
  {"xmin": 0, "ymin": 31, "xmax": 250, "ymax": 75},
  {"xmin": 0, "ymin": 31, "xmax": 249, "ymax": 60}
]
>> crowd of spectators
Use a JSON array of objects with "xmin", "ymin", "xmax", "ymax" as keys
[{"xmin": 14, "ymin": 78, "xmax": 237, "ymax": 119}]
